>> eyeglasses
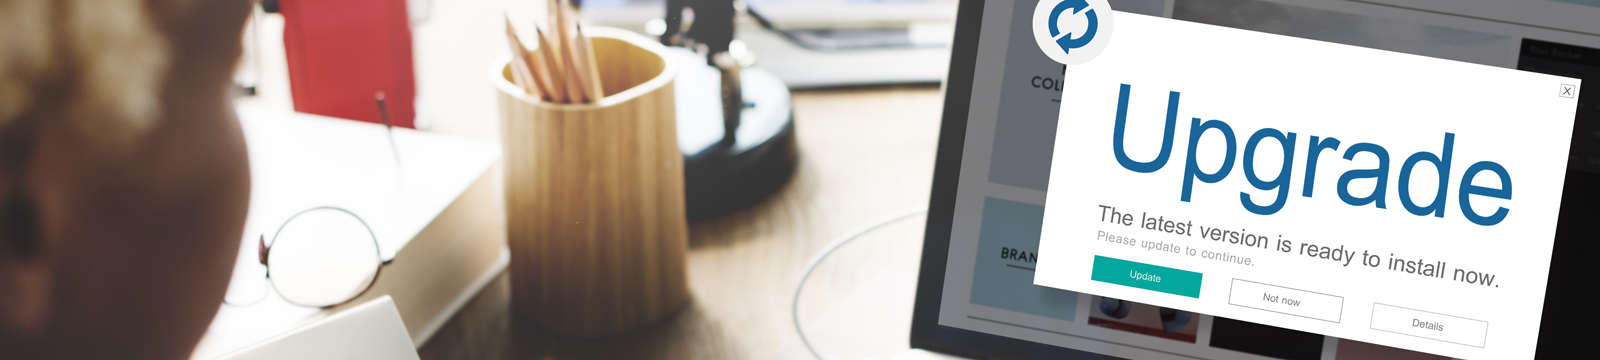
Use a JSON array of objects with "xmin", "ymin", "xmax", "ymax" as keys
[
  {"xmin": 255, "ymin": 207, "xmax": 385, "ymax": 307},
  {"xmin": 227, "ymin": 93, "xmax": 404, "ymax": 308}
]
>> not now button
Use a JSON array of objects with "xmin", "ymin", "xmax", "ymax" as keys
[
  {"xmin": 1228, "ymin": 279, "xmax": 1343, "ymax": 323},
  {"xmin": 1369, "ymin": 303, "xmax": 1488, "ymax": 348}
]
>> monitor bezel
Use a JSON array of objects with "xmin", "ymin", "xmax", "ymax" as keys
[{"xmin": 908, "ymin": 1, "xmax": 1589, "ymax": 358}]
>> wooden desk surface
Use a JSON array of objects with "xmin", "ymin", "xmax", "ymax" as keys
[
  {"xmin": 418, "ymin": 85, "xmax": 944, "ymax": 360},
  {"xmin": 238, "ymin": 3, "xmax": 947, "ymax": 358}
]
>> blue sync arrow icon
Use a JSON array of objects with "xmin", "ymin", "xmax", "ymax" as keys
[
  {"xmin": 1048, "ymin": 0, "xmax": 1098, "ymax": 54},
  {"xmin": 1033, "ymin": 0, "xmax": 1112, "ymax": 65}
]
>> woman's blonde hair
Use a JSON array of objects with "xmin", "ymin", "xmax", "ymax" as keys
[{"xmin": 0, "ymin": 0, "xmax": 171, "ymax": 143}]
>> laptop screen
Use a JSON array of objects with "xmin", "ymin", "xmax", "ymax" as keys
[{"xmin": 928, "ymin": 0, "xmax": 1593, "ymax": 359}]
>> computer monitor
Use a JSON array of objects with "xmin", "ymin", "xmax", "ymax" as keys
[{"xmin": 911, "ymin": 1, "xmax": 1594, "ymax": 359}]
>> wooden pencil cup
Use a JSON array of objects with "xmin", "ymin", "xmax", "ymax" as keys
[{"xmin": 493, "ymin": 27, "xmax": 689, "ymax": 338}]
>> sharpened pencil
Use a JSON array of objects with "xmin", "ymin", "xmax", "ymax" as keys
[
  {"xmin": 572, "ymin": 24, "xmax": 605, "ymax": 102},
  {"xmin": 504, "ymin": 16, "xmax": 548, "ymax": 99},
  {"xmin": 532, "ymin": 26, "xmax": 569, "ymax": 102},
  {"xmin": 549, "ymin": 0, "xmax": 582, "ymax": 103}
]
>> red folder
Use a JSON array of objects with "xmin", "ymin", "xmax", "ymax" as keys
[{"xmin": 280, "ymin": 0, "xmax": 417, "ymax": 128}]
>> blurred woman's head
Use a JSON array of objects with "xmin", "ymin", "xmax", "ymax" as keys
[{"xmin": 0, "ymin": 0, "xmax": 253, "ymax": 358}]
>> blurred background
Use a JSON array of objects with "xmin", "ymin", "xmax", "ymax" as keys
[{"xmin": 214, "ymin": 0, "xmax": 951, "ymax": 359}]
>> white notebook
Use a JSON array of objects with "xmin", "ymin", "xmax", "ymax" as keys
[{"xmin": 214, "ymin": 296, "xmax": 419, "ymax": 360}]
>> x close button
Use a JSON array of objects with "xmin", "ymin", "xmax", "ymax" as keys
[{"xmin": 1561, "ymin": 84, "xmax": 1577, "ymax": 98}]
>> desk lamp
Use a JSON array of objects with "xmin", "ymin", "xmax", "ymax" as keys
[{"xmin": 659, "ymin": 0, "xmax": 798, "ymax": 222}]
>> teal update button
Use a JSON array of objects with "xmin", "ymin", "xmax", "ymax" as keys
[{"xmin": 1090, "ymin": 255, "xmax": 1203, "ymax": 298}]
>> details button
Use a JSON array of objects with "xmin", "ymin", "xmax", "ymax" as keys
[
  {"xmin": 1089, "ymin": 255, "xmax": 1203, "ymax": 298},
  {"xmin": 1370, "ymin": 303, "xmax": 1488, "ymax": 348}
]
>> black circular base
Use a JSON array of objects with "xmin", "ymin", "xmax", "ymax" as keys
[{"xmin": 683, "ymin": 120, "xmax": 797, "ymax": 222}]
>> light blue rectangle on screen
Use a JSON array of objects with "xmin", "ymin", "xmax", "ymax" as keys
[
  {"xmin": 969, "ymin": 197, "xmax": 1078, "ymax": 321},
  {"xmin": 1551, "ymin": 0, "xmax": 1600, "ymax": 9}
]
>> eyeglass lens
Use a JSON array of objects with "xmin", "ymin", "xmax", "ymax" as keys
[{"xmin": 265, "ymin": 208, "xmax": 382, "ymax": 307}]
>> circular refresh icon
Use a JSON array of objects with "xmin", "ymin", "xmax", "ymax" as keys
[{"xmin": 1032, "ymin": 0, "xmax": 1114, "ymax": 65}]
